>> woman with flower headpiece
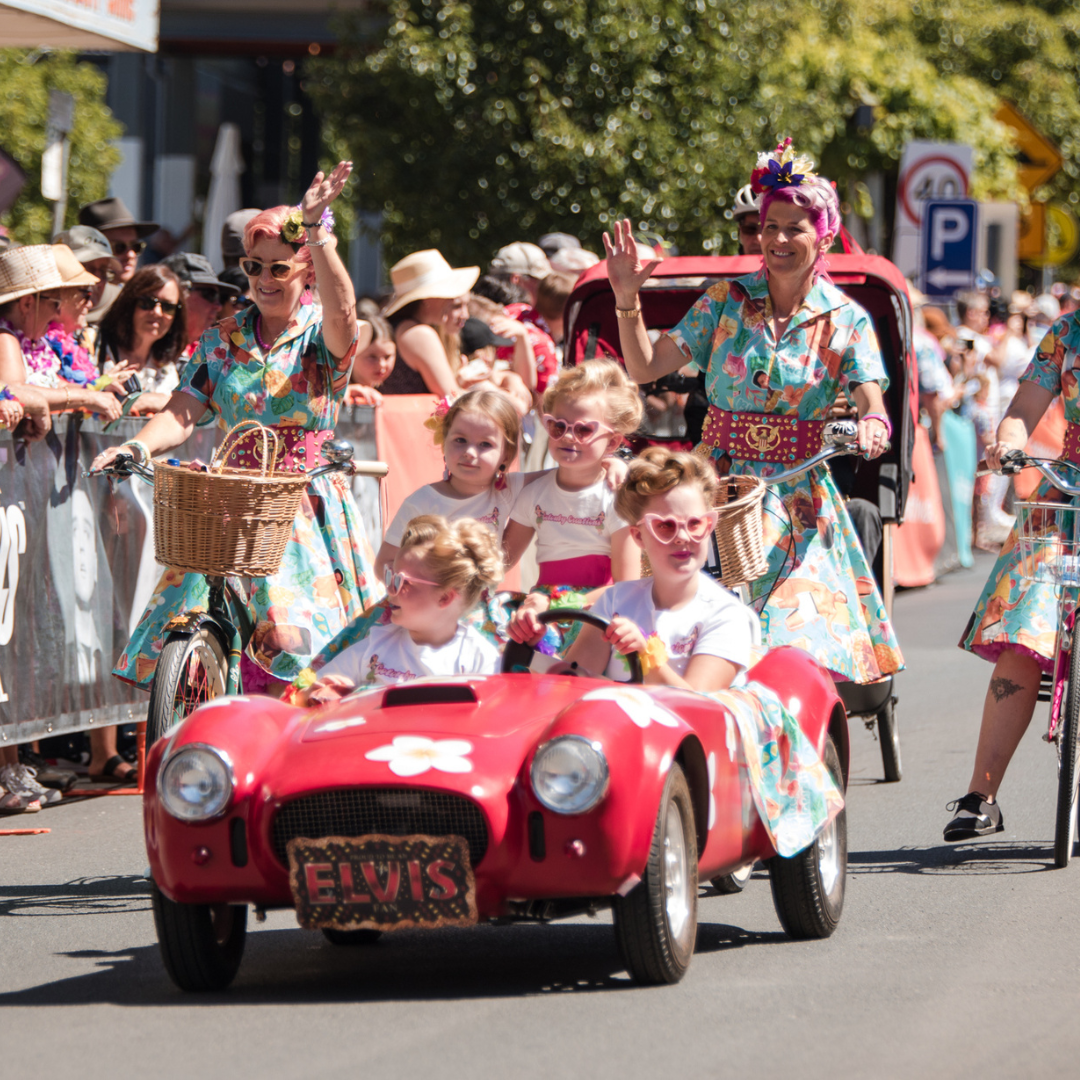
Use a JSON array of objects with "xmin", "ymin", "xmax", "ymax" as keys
[
  {"xmin": 90, "ymin": 163, "xmax": 382, "ymax": 697},
  {"xmin": 604, "ymin": 139, "xmax": 902, "ymax": 686}
]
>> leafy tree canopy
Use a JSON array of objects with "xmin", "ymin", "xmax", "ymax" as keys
[
  {"xmin": 0, "ymin": 49, "xmax": 122, "ymax": 245},
  {"xmin": 310, "ymin": 0, "xmax": 1076, "ymax": 264}
]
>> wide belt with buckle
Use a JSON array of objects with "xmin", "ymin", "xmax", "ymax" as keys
[
  {"xmin": 275, "ymin": 427, "xmax": 334, "ymax": 473},
  {"xmin": 698, "ymin": 405, "xmax": 826, "ymax": 463},
  {"xmin": 1063, "ymin": 421, "xmax": 1080, "ymax": 466}
]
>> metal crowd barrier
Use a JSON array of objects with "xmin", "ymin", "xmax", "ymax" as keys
[{"xmin": 0, "ymin": 406, "xmax": 378, "ymax": 747}]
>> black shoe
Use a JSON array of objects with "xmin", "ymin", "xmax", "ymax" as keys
[{"xmin": 944, "ymin": 792, "xmax": 1004, "ymax": 841}]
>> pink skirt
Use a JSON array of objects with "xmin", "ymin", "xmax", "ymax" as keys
[{"xmin": 536, "ymin": 555, "xmax": 613, "ymax": 589}]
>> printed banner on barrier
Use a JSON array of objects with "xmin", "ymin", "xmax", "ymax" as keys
[{"xmin": 0, "ymin": 408, "xmax": 377, "ymax": 746}]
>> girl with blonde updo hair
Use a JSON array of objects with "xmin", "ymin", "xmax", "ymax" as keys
[
  {"xmin": 562, "ymin": 447, "xmax": 752, "ymax": 691},
  {"xmin": 308, "ymin": 514, "xmax": 504, "ymax": 699}
]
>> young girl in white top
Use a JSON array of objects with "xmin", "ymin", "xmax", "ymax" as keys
[
  {"xmin": 506, "ymin": 359, "xmax": 643, "ymax": 641},
  {"xmin": 563, "ymin": 447, "xmax": 751, "ymax": 691},
  {"xmin": 375, "ymin": 390, "xmax": 526, "ymax": 578},
  {"xmin": 307, "ymin": 515, "xmax": 503, "ymax": 701}
]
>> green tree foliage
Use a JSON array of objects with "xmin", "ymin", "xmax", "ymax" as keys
[
  {"xmin": 0, "ymin": 50, "xmax": 122, "ymax": 245},
  {"xmin": 311, "ymin": 0, "xmax": 1069, "ymax": 264}
]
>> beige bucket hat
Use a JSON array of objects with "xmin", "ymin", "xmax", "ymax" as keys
[
  {"xmin": 383, "ymin": 249, "xmax": 480, "ymax": 317},
  {"xmin": 52, "ymin": 244, "xmax": 100, "ymax": 288},
  {"xmin": 0, "ymin": 244, "xmax": 65, "ymax": 306}
]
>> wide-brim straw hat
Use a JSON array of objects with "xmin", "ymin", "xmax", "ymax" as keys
[
  {"xmin": 52, "ymin": 244, "xmax": 100, "ymax": 288},
  {"xmin": 383, "ymin": 249, "xmax": 480, "ymax": 317},
  {"xmin": 0, "ymin": 244, "xmax": 65, "ymax": 306}
]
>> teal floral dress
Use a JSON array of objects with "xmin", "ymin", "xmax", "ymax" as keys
[
  {"xmin": 114, "ymin": 300, "xmax": 382, "ymax": 688},
  {"xmin": 961, "ymin": 314, "xmax": 1080, "ymax": 671},
  {"xmin": 667, "ymin": 271, "xmax": 903, "ymax": 684}
]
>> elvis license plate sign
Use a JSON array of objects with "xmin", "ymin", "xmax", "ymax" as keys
[{"xmin": 287, "ymin": 834, "xmax": 477, "ymax": 932}]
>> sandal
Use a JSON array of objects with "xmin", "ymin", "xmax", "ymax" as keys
[{"xmin": 89, "ymin": 754, "xmax": 138, "ymax": 786}]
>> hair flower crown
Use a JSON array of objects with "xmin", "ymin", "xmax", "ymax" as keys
[
  {"xmin": 749, "ymin": 137, "xmax": 818, "ymax": 195},
  {"xmin": 280, "ymin": 207, "xmax": 306, "ymax": 245},
  {"xmin": 423, "ymin": 396, "xmax": 454, "ymax": 445}
]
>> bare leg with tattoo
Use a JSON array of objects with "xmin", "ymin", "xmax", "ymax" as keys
[{"xmin": 966, "ymin": 648, "xmax": 1042, "ymax": 799}]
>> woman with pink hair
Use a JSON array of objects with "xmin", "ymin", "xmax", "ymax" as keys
[
  {"xmin": 91, "ymin": 163, "xmax": 382, "ymax": 696},
  {"xmin": 604, "ymin": 139, "xmax": 902, "ymax": 686}
]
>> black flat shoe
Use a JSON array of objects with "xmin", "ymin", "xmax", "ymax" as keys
[
  {"xmin": 89, "ymin": 754, "xmax": 138, "ymax": 786},
  {"xmin": 944, "ymin": 792, "xmax": 1003, "ymax": 841}
]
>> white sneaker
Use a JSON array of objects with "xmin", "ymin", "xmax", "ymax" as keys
[
  {"xmin": 0, "ymin": 779, "xmax": 30, "ymax": 814},
  {"xmin": 0, "ymin": 764, "xmax": 55, "ymax": 807}
]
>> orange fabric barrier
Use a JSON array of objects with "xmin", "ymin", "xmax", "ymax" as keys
[
  {"xmin": 893, "ymin": 425, "xmax": 946, "ymax": 587},
  {"xmin": 1015, "ymin": 396, "xmax": 1067, "ymax": 501},
  {"xmin": 373, "ymin": 394, "xmax": 522, "ymax": 591}
]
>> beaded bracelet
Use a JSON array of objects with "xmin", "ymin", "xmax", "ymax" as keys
[
  {"xmin": 861, "ymin": 412, "xmax": 893, "ymax": 439},
  {"xmin": 121, "ymin": 439, "xmax": 151, "ymax": 464},
  {"xmin": 639, "ymin": 633, "xmax": 669, "ymax": 677}
]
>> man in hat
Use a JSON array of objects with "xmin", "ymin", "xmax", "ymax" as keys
[
  {"xmin": 164, "ymin": 252, "xmax": 240, "ymax": 355},
  {"xmin": 489, "ymin": 241, "xmax": 551, "ymax": 304},
  {"xmin": 537, "ymin": 231, "xmax": 581, "ymax": 259},
  {"xmin": 78, "ymin": 197, "xmax": 158, "ymax": 286},
  {"xmin": 53, "ymin": 225, "xmax": 121, "ymax": 315},
  {"xmin": 221, "ymin": 208, "xmax": 260, "ymax": 270}
]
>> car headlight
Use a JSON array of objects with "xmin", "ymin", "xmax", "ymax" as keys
[
  {"xmin": 530, "ymin": 736, "xmax": 609, "ymax": 814},
  {"xmin": 160, "ymin": 744, "xmax": 233, "ymax": 822}
]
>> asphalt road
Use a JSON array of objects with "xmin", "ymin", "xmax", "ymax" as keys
[{"xmin": 4, "ymin": 554, "xmax": 1080, "ymax": 1079}]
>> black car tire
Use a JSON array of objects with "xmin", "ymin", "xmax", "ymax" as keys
[{"xmin": 151, "ymin": 880, "xmax": 246, "ymax": 992}]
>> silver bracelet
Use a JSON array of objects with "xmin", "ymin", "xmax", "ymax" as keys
[{"xmin": 305, "ymin": 237, "xmax": 332, "ymax": 248}]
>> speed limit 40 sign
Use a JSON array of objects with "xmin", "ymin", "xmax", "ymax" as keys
[{"xmin": 891, "ymin": 141, "xmax": 973, "ymax": 279}]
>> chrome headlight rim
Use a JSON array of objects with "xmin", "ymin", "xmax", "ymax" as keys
[
  {"xmin": 159, "ymin": 742, "xmax": 235, "ymax": 823},
  {"xmin": 530, "ymin": 734, "xmax": 609, "ymax": 815}
]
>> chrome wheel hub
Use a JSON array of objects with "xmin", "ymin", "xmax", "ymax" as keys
[
  {"xmin": 816, "ymin": 816, "xmax": 842, "ymax": 901},
  {"xmin": 663, "ymin": 801, "xmax": 693, "ymax": 950}
]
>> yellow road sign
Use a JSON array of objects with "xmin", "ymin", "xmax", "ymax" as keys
[
  {"xmin": 994, "ymin": 101, "xmax": 1063, "ymax": 192},
  {"xmin": 1024, "ymin": 203, "xmax": 1079, "ymax": 268},
  {"xmin": 1018, "ymin": 201, "xmax": 1046, "ymax": 261}
]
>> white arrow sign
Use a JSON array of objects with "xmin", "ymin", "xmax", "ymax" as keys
[{"xmin": 925, "ymin": 267, "xmax": 974, "ymax": 289}]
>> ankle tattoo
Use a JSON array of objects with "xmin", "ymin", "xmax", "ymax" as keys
[{"xmin": 989, "ymin": 675, "xmax": 1023, "ymax": 703}]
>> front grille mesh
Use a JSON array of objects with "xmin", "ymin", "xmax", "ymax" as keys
[{"xmin": 270, "ymin": 788, "xmax": 489, "ymax": 867}]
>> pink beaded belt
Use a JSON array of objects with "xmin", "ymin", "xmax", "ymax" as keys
[
  {"xmin": 275, "ymin": 427, "xmax": 334, "ymax": 473},
  {"xmin": 699, "ymin": 405, "xmax": 826, "ymax": 464}
]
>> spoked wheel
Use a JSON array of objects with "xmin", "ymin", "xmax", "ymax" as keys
[
  {"xmin": 613, "ymin": 764, "xmax": 698, "ymax": 985},
  {"xmin": 711, "ymin": 862, "xmax": 754, "ymax": 894},
  {"xmin": 146, "ymin": 628, "xmax": 229, "ymax": 746},
  {"xmin": 1054, "ymin": 645, "xmax": 1080, "ymax": 868},
  {"xmin": 321, "ymin": 928, "xmax": 383, "ymax": 946},
  {"xmin": 768, "ymin": 735, "xmax": 847, "ymax": 938},
  {"xmin": 150, "ymin": 880, "xmax": 247, "ymax": 992},
  {"xmin": 877, "ymin": 697, "xmax": 902, "ymax": 783}
]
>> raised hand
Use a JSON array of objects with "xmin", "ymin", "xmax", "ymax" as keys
[
  {"xmin": 602, "ymin": 218, "xmax": 660, "ymax": 308},
  {"xmin": 301, "ymin": 161, "xmax": 353, "ymax": 226}
]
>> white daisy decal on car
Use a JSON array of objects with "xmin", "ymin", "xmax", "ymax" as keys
[
  {"xmin": 364, "ymin": 736, "xmax": 474, "ymax": 777},
  {"xmin": 581, "ymin": 687, "xmax": 680, "ymax": 729}
]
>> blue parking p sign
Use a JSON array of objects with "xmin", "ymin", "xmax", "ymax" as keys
[{"xmin": 920, "ymin": 199, "xmax": 978, "ymax": 298}]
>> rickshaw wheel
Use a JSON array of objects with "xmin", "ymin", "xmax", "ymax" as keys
[
  {"xmin": 877, "ymin": 697, "xmax": 902, "ymax": 783},
  {"xmin": 146, "ymin": 628, "xmax": 229, "ymax": 746}
]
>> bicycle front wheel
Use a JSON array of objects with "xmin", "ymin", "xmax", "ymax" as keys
[
  {"xmin": 1054, "ymin": 642, "xmax": 1080, "ymax": 868},
  {"xmin": 146, "ymin": 628, "xmax": 229, "ymax": 747}
]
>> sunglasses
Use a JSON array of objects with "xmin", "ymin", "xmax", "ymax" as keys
[
  {"xmin": 639, "ymin": 511, "xmax": 718, "ymax": 545},
  {"xmin": 38, "ymin": 294, "xmax": 62, "ymax": 311},
  {"xmin": 542, "ymin": 414, "xmax": 616, "ymax": 443},
  {"xmin": 383, "ymin": 565, "xmax": 442, "ymax": 594},
  {"xmin": 76, "ymin": 286, "xmax": 95, "ymax": 301},
  {"xmin": 738, "ymin": 221, "xmax": 760, "ymax": 235},
  {"xmin": 240, "ymin": 258, "xmax": 298, "ymax": 281},
  {"xmin": 191, "ymin": 286, "xmax": 222, "ymax": 304},
  {"xmin": 135, "ymin": 295, "xmax": 179, "ymax": 316},
  {"xmin": 111, "ymin": 239, "xmax": 146, "ymax": 257}
]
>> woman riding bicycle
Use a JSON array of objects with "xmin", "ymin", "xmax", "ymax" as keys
[
  {"xmin": 604, "ymin": 139, "xmax": 902, "ymax": 687},
  {"xmin": 90, "ymin": 163, "xmax": 382, "ymax": 695},
  {"xmin": 950, "ymin": 314, "xmax": 1080, "ymax": 840}
]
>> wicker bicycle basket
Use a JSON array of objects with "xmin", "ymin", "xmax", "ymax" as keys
[
  {"xmin": 153, "ymin": 421, "xmax": 311, "ymax": 577},
  {"xmin": 712, "ymin": 473, "xmax": 768, "ymax": 588}
]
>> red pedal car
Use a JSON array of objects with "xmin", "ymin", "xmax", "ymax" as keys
[{"xmin": 145, "ymin": 611, "xmax": 848, "ymax": 992}]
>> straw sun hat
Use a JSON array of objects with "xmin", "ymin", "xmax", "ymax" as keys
[
  {"xmin": 0, "ymin": 244, "xmax": 67, "ymax": 306},
  {"xmin": 383, "ymin": 249, "xmax": 480, "ymax": 317}
]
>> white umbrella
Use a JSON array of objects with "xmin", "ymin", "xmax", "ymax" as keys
[{"xmin": 202, "ymin": 123, "xmax": 244, "ymax": 272}]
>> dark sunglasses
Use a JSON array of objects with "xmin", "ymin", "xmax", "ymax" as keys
[
  {"xmin": 111, "ymin": 239, "xmax": 146, "ymax": 257},
  {"xmin": 135, "ymin": 295, "xmax": 179, "ymax": 316},
  {"xmin": 191, "ymin": 286, "xmax": 222, "ymax": 304},
  {"xmin": 240, "ymin": 258, "xmax": 297, "ymax": 281},
  {"xmin": 738, "ymin": 221, "xmax": 760, "ymax": 235}
]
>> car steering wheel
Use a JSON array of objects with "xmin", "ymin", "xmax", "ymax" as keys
[{"xmin": 501, "ymin": 608, "xmax": 644, "ymax": 684}]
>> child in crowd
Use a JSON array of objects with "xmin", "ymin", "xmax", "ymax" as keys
[
  {"xmin": 374, "ymin": 389, "xmax": 529, "ymax": 577},
  {"xmin": 506, "ymin": 359, "xmax": 643, "ymax": 641},
  {"xmin": 306, "ymin": 514, "xmax": 503, "ymax": 701},
  {"xmin": 345, "ymin": 315, "xmax": 397, "ymax": 406},
  {"xmin": 560, "ymin": 448, "xmax": 751, "ymax": 690}
]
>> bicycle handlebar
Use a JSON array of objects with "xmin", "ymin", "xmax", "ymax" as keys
[
  {"xmin": 88, "ymin": 449, "xmax": 389, "ymax": 483},
  {"xmin": 982, "ymin": 450, "xmax": 1080, "ymax": 497},
  {"xmin": 759, "ymin": 420, "xmax": 866, "ymax": 485}
]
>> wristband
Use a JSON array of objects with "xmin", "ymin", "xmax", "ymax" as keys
[
  {"xmin": 861, "ymin": 412, "xmax": 892, "ymax": 439},
  {"xmin": 616, "ymin": 305, "xmax": 642, "ymax": 319},
  {"xmin": 121, "ymin": 439, "xmax": 151, "ymax": 464},
  {"xmin": 305, "ymin": 237, "xmax": 332, "ymax": 248},
  {"xmin": 639, "ymin": 633, "xmax": 669, "ymax": 676}
]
